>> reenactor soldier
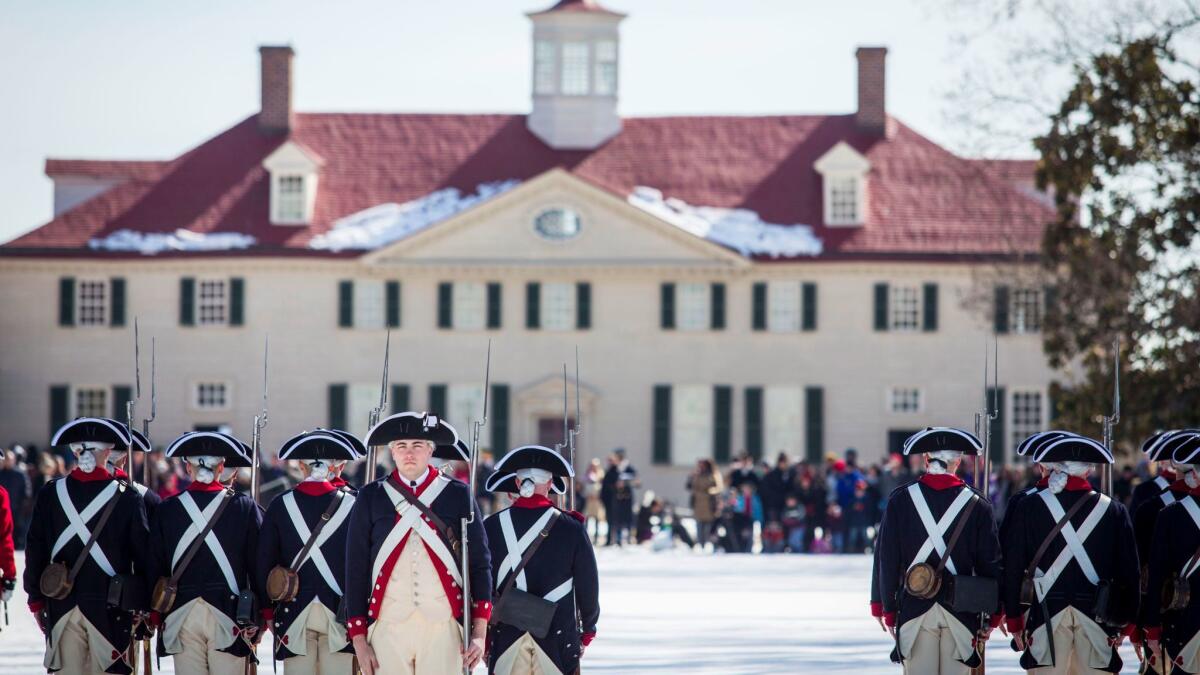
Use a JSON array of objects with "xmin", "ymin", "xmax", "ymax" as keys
[
  {"xmin": 147, "ymin": 431, "xmax": 264, "ymax": 675},
  {"xmin": 1000, "ymin": 432, "xmax": 1069, "ymax": 543},
  {"xmin": 483, "ymin": 445, "xmax": 599, "ymax": 675},
  {"xmin": 1141, "ymin": 431, "xmax": 1200, "ymax": 673},
  {"xmin": 102, "ymin": 419, "xmax": 163, "ymax": 520},
  {"xmin": 1003, "ymin": 433, "xmax": 1140, "ymax": 673},
  {"xmin": 320, "ymin": 428, "xmax": 366, "ymax": 493},
  {"xmin": 344, "ymin": 412, "xmax": 493, "ymax": 675},
  {"xmin": 256, "ymin": 430, "xmax": 360, "ymax": 674},
  {"xmin": 874, "ymin": 427, "xmax": 1002, "ymax": 674},
  {"xmin": 1130, "ymin": 431, "xmax": 1186, "ymax": 516},
  {"xmin": 23, "ymin": 417, "xmax": 151, "ymax": 674}
]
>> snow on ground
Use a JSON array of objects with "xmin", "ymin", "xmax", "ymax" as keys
[
  {"xmin": 88, "ymin": 229, "xmax": 257, "ymax": 254},
  {"xmin": 627, "ymin": 186, "xmax": 823, "ymax": 259},
  {"xmin": 0, "ymin": 551, "xmax": 1135, "ymax": 674},
  {"xmin": 308, "ymin": 180, "xmax": 521, "ymax": 252}
]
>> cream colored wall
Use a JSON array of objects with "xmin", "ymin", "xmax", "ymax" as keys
[{"xmin": 0, "ymin": 176, "xmax": 1060, "ymax": 502}]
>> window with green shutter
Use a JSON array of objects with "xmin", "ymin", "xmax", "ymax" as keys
[
  {"xmin": 745, "ymin": 387, "xmax": 764, "ymax": 460},
  {"xmin": 987, "ymin": 386, "xmax": 1006, "ymax": 464},
  {"xmin": 802, "ymin": 282, "xmax": 817, "ymax": 331},
  {"xmin": 660, "ymin": 283, "xmax": 676, "ymax": 330},
  {"xmin": 50, "ymin": 385, "xmax": 70, "ymax": 435},
  {"xmin": 338, "ymin": 281, "xmax": 354, "ymax": 328},
  {"xmin": 751, "ymin": 283, "xmax": 767, "ymax": 331},
  {"xmin": 59, "ymin": 277, "xmax": 76, "ymax": 327},
  {"xmin": 428, "ymin": 384, "xmax": 447, "ymax": 417},
  {"xmin": 491, "ymin": 384, "xmax": 510, "ymax": 452},
  {"xmin": 390, "ymin": 384, "xmax": 411, "ymax": 414},
  {"xmin": 576, "ymin": 282, "xmax": 591, "ymax": 330},
  {"xmin": 994, "ymin": 286, "xmax": 1010, "ymax": 334},
  {"xmin": 652, "ymin": 385, "xmax": 671, "ymax": 465},
  {"xmin": 526, "ymin": 282, "xmax": 541, "ymax": 329},
  {"xmin": 486, "ymin": 283, "xmax": 502, "ymax": 329},
  {"xmin": 328, "ymin": 384, "xmax": 348, "ymax": 429},
  {"xmin": 805, "ymin": 386, "xmax": 824, "ymax": 463},
  {"xmin": 710, "ymin": 283, "xmax": 726, "ymax": 330},
  {"xmin": 180, "ymin": 278, "xmax": 195, "ymax": 326},
  {"xmin": 229, "ymin": 277, "xmax": 245, "ymax": 326},
  {"xmin": 873, "ymin": 283, "xmax": 889, "ymax": 331},
  {"xmin": 713, "ymin": 385, "xmax": 732, "ymax": 463},
  {"xmin": 386, "ymin": 281, "xmax": 401, "ymax": 328},
  {"xmin": 437, "ymin": 283, "xmax": 453, "ymax": 329},
  {"xmin": 922, "ymin": 283, "xmax": 938, "ymax": 332},
  {"xmin": 110, "ymin": 278, "xmax": 126, "ymax": 327},
  {"xmin": 112, "ymin": 385, "xmax": 133, "ymax": 421}
]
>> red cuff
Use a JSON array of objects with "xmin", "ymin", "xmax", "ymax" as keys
[
  {"xmin": 1120, "ymin": 624, "xmax": 1135, "ymax": 639},
  {"xmin": 883, "ymin": 612, "xmax": 896, "ymax": 628},
  {"xmin": 347, "ymin": 616, "xmax": 369, "ymax": 639},
  {"xmin": 870, "ymin": 601, "xmax": 883, "ymax": 618},
  {"xmin": 1144, "ymin": 626, "xmax": 1163, "ymax": 642},
  {"xmin": 149, "ymin": 611, "xmax": 162, "ymax": 628},
  {"xmin": 989, "ymin": 614, "xmax": 1004, "ymax": 630},
  {"xmin": 28, "ymin": 599, "xmax": 45, "ymax": 615},
  {"xmin": 1007, "ymin": 617, "xmax": 1025, "ymax": 635},
  {"xmin": 261, "ymin": 608, "xmax": 273, "ymax": 622},
  {"xmin": 566, "ymin": 510, "xmax": 586, "ymax": 524},
  {"xmin": 471, "ymin": 600, "xmax": 492, "ymax": 622},
  {"xmin": 582, "ymin": 631, "xmax": 596, "ymax": 646}
]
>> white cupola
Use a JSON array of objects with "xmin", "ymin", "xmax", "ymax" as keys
[{"xmin": 526, "ymin": 0, "xmax": 626, "ymax": 150}]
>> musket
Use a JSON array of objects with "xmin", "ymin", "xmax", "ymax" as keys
[
  {"xmin": 128, "ymin": 321, "xmax": 155, "ymax": 674},
  {"xmin": 250, "ymin": 336, "xmax": 269, "ymax": 504},
  {"xmin": 460, "ymin": 340, "xmax": 491, "ymax": 675},
  {"xmin": 969, "ymin": 338, "xmax": 998, "ymax": 675},
  {"xmin": 1101, "ymin": 340, "xmax": 1121, "ymax": 496},
  {"xmin": 365, "ymin": 330, "xmax": 391, "ymax": 484},
  {"xmin": 141, "ymin": 336, "xmax": 157, "ymax": 487},
  {"xmin": 567, "ymin": 347, "xmax": 582, "ymax": 512},
  {"xmin": 127, "ymin": 318, "xmax": 142, "ymax": 478}
]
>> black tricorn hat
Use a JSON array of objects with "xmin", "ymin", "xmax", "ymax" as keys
[
  {"xmin": 365, "ymin": 412, "xmax": 457, "ymax": 447},
  {"xmin": 902, "ymin": 428, "xmax": 982, "ymax": 456},
  {"xmin": 317, "ymin": 428, "xmax": 367, "ymax": 458},
  {"xmin": 485, "ymin": 472, "xmax": 570, "ymax": 495},
  {"xmin": 485, "ymin": 445, "xmax": 574, "ymax": 494},
  {"xmin": 1169, "ymin": 431, "xmax": 1200, "ymax": 465},
  {"xmin": 51, "ymin": 417, "xmax": 132, "ymax": 449},
  {"xmin": 1032, "ymin": 434, "xmax": 1113, "ymax": 464},
  {"xmin": 165, "ymin": 431, "xmax": 253, "ymax": 468},
  {"xmin": 1142, "ymin": 430, "xmax": 1175, "ymax": 460},
  {"xmin": 437, "ymin": 437, "xmax": 471, "ymax": 462},
  {"xmin": 100, "ymin": 418, "xmax": 151, "ymax": 452},
  {"xmin": 278, "ymin": 430, "xmax": 359, "ymax": 461},
  {"xmin": 1154, "ymin": 430, "xmax": 1200, "ymax": 463},
  {"xmin": 1016, "ymin": 430, "xmax": 1070, "ymax": 458}
]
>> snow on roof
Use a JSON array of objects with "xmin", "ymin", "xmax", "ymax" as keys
[
  {"xmin": 88, "ymin": 229, "xmax": 257, "ymax": 255},
  {"xmin": 628, "ymin": 186, "xmax": 823, "ymax": 259},
  {"xmin": 308, "ymin": 179, "xmax": 520, "ymax": 252}
]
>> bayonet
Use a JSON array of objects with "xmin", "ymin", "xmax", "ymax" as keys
[
  {"xmin": 460, "ymin": 340, "xmax": 491, "ymax": 675},
  {"xmin": 1101, "ymin": 339, "xmax": 1120, "ymax": 495},
  {"xmin": 365, "ymin": 330, "xmax": 391, "ymax": 483},
  {"xmin": 567, "ymin": 347, "xmax": 582, "ymax": 511},
  {"xmin": 250, "ymin": 335, "xmax": 269, "ymax": 503},
  {"xmin": 141, "ymin": 337, "xmax": 156, "ymax": 487}
]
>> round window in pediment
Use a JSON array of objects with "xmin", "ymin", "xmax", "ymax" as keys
[{"xmin": 533, "ymin": 208, "xmax": 583, "ymax": 241}]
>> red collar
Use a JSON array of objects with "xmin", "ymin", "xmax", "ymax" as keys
[
  {"xmin": 69, "ymin": 467, "xmax": 113, "ymax": 483},
  {"xmin": 296, "ymin": 481, "xmax": 335, "ymax": 496},
  {"xmin": 1036, "ymin": 476, "xmax": 1050, "ymax": 488},
  {"xmin": 1063, "ymin": 476, "xmax": 1093, "ymax": 492},
  {"xmin": 919, "ymin": 474, "xmax": 964, "ymax": 490},
  {"xmin": 1169, "ymin": 480, "xmax": 1191, "ymax": 494},
  {"xmin": 113, "ymin": 468, "xmax": 129, "ymax": 480},
  {"xmin": 187, "ymin": 480, "xmax": 226, "ymax": 493},
  {"xmin": 513, "ymin": 495, "xmax": 555, "ymax": 509},
  {"xmin": 391, "ymin": 468, "xmax": 437, "ymax": 496},
  {"xmin": 1161, "ymin": 469, "xmax": 1178, "ymax": 483},
  {"xmin": 330, "ymin": 476, "xmax": 349, "ymax": 488}
]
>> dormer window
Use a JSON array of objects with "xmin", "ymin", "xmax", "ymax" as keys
[
  {"xmin": 262, "ymin": 140, "xmax": 323, "ymax": 226},
  {"xmin": 814, "ymin": 141, "xmax": 870, "ymax": 227}
]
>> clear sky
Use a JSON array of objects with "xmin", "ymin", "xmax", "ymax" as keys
[{"xmin": 0, "ymin": 0, "xmax": 1040, "ymax": 244}]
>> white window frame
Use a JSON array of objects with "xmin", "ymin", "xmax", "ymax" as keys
[
  {"xmin": 593, "ymin": 40, "xmax": 618, "ymax": 95},
  {"xmin": 354, "ymin": 280, "xmax": 386, "ymax": 330},
  {"xmin": 1009, "ymin": 388, "xmax": 1047, "ymax": 459},
  {"xmin": 192, "ymin": 381, "xmax": 233, "ymax": 412},
  {"xmin": 826, "ymin": 175, "xmax": 861, "ymax": 225},
  {"xmin": 889, "ymin": 285, "xmax": 921, "ymax": 332},
  {"xmin": 1011, "ymin": 288, "xmax": 1043, "ymax": 334},
  {"xmin": 73, "ymin": 385, "xmax": 109, "ymax": 418},
  {"xmin": 677, "ymin": 283, "xmax": 711, "ymax": 332},
  {"xmin": 814, "ymin": 142, "xmax": 870, "ymax": 227},
  {"xmin": 534, "ymin": 40, "xmax": 557, "ymax": 95},
  {"xmin": 541, "ymin": 282, "xmax": 576, "ymax": 331},
  {"xmin": 195, "ymin": 278, "xmax": 229, "ymax": 326},
  {"xmin": 452, "ymin": 281, "xmax": 487, "ymax": 331},
  {"xmin": 767, "ymin": 281, "xmax": 802, "ymax": 333},
  {"xmin": 671, "ymin": 384, "xmax": 713, "ymax": 466},
  {"xmin": 75, "ymin": 278, "xmax": 109, "ymax": 327},
  {"xmin": 262, "ymin": 141, "xmax": 321, "ymax": 226},
  {"xmin": 560, "ymin": 41, "xmax": 590, "ymax": 95},
  {"xmin": 887, "ymin": 387, "xmax": 923, "ymax": 414}
]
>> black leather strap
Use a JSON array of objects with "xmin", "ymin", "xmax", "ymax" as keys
[
  {"xmin": 290, "ymin": 489, "xmax": 346, "ymax": 573},
  {"xmin": 169, "ymin": 489, "xmax": 234, "ymax": 585},
  {"xmin": 386, "ymin": 475, "xmax": 460, "ymax": 552},
  {"xmin": 66, "ymin": 483, "xmax": 125, "ymax": 584},
  {"xmin": 498, "ymin": 511, "xmax": 561, "ymax": 599}
]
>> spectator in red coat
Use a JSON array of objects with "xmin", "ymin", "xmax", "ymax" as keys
[{"xmin": 0, "ymin": 485, "xmax": 16, "ymax": 601}]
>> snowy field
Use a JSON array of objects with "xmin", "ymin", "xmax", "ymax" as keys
[{"xmin": 0, "ymin": 550, "xmax": 1137, "ymax": 674}]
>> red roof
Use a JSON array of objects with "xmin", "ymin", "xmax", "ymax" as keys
[{"xmin": 4, "ymin": 113, "xmax": 1052, "ymax": 260}]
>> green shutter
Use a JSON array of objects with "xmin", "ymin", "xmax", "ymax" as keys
[
  {"xmin": 988, "ymin": 386, "xmax": 1006, "ymax": 464},
  {"xmin": 802, "ymin": 282, "xmax": 817, "ymax": 331},
  {"xmin": 660, "ymin": 283, "xmax": 676, "ymax": 330},
  {"xmin": 751, "ymin": 282, "xmax": 767, "ymax": 331},
  {"xmin": 50, "ymin": 385, "xmax": 70, "ymax": 435},
  {"xmin": 576, "ymin": 282, "xmax": 591, "ymax": 330},
  {"xmin": 338, "ymin": 281, "xmax": 354, "ymax": 328},
  {"xmin": 994, "ymin": 286, "xmax": 1010, "ymax": 334},
  {"xmin": 1042, "ymin": 285, "xmax": 1056, "ymax": 329},
  {"xmin": 386, "ymin": 281, "xmax": 401, "ymax": 328},
  {"xmin": 390, "ymin": 384, "xmax": 411, "ymax": 414},
  {"xmin": 525, "ymin": 282, "xmax": 541, "ymax": 329},
  {"xmin": 873, "ymin": 283, "xmax": 889, "ymax": 331},
  {"xmin": 486, "ymin": 283, "xmax": 502, "ymax": 329},
  {"xmin": 112, "ymin": 385, "xmax": 133, "ymax": 423},
  {"xmin": 110, "ymin": 278, "xmax": 126, "ymax": 327},
  {"xmin": 710, "ymin": 283, "xmax": 726, "ymax": 330},
  {"xmin": 328, "ymin": 384, "xmax": 347, "ymax": 429},
  {"xmin": 922, "ymin": 283, "xmax": 938, "ymax": 332},
  {"xmin": 437, "ymin": 282, "xmax": 453, "ymax": 329},
  {"xmin": 59, "ymin": 277, "xmax": 75, "ymax": 327},
  {"xmin": 428, "ymin": 384, "xmax": 447, "ymax": 417},
  {"xmin": 229, "ymin": 277, "xmax": 244, "ymax": 326},
  {"xmin": 180, "ymin": 277, "xmax": 195, "ymax": 326},
  {"xmin": 805, "ymin": 386, "xmax": 825, "ymax": 464},
  {"xmin": 713, "ymin": 385, "xmax": 732, "ymax": 463},
  {"xmin": 652, "ymin": 385, "xmax": 671, "ymax": 465},
  {"xmin": 491, "ymin": 384, "xmax": 510, "ymax": 453},
  {"xmin": 745, "ymin": 386, "xmax": 764, "ymax": 460}
]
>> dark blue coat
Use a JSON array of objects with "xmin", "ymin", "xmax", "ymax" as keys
[
  {"xmin": 23, "ymin": 471, "xmax": 150, "ymax": 674},
  {"xmin": 1142, "ymin": 495, "xmax": 1200, "ymax": 654},
  {"xmin": 484, "ymin": 502, "xmax": 599, "ymax": 675}
]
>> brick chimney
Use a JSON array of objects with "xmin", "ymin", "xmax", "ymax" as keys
[
  {"xmin": 259, "ymin": 45, "xmax": 294, "ymax": 136},
  {"xmin": 855, "ymin": 46, "xmax": 888, "ymax": 136}
]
